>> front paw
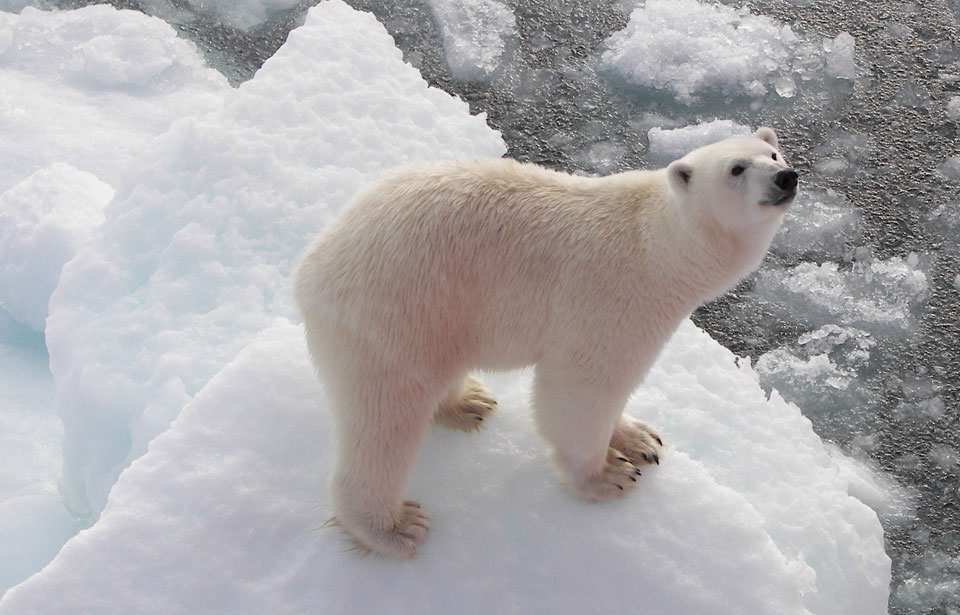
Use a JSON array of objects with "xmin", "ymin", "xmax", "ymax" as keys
[
  {"xmin": 568, "ymin": 447, "xmax": 644, "ymax": 501},
  {"xmin": 611, "ymin": 417, "xmax": 662, "ymax": 466}
]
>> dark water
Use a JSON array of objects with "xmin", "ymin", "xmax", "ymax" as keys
[{"xmin": 39, "ymin": 0, "xmax": 960, "ymax": 612}]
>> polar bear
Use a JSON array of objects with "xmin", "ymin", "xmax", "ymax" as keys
[{"xmin": 294, "ymin": 127, "xmax": 797, "ymax": 558}]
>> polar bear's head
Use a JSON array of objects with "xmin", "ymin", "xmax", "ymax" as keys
[{"xmin": 665, "ymin": 127, "xmax": 797, "ymax": 235}]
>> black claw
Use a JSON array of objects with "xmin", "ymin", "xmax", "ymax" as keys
[
  {"xmin": 635, "ymin": 468, "xmax": 642, "ymax": 475},
  {"xmin": 617, "ymin": 456, "xmax": 629, "ymax": 463},
  {"xmin": 653, "ymin": 436, "xmax": 663, "ymax": 446},
  {"xmin": 476, "ymin": 416, "xmax": 483, "ymax": 421},
  {"xmin": 616, "ymin": 484, "xmax": 623, "ymax": 490},
  {"xmin": 629, "ymin": 476, "xmax": 636, "ymax": 482}
]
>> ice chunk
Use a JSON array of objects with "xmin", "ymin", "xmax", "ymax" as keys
[
  {"xmin": 0, "ymin": 164, "xmax": 112, "ymax": 331},
  {"xmin": 754, "ymin": 254, "xmax": 929, "ymax": 337},
  {"xmin": 427, "ymin": 0, "xmax": 517, "ymax": 81},
  {"xmin": 0, "ymin": 321, "xmax": 890, "ymax": 614},
  {"xmin": 773, "ymin": 189, "xmax": 862, "ymax": 260},
  {"xmin": 755, "ymin": 325, "xmax": 880, "ymax": 437},
  {"xmin": 601, "ymin": 0, "xmax": 854, "ymax": 103},
  {"xmin": 576, "ymin": 140, "xmax": 627, "ymax": 174},
  {"xmin": 939, "ymin": 156, "xmax": 960, "ymax": 181},
  {"xmin": 926, "ymin": 201, "xmax": 960, "ymax": 254},
  {"xmin": 44, "ymin": 0, "xmax": 504, "ymax": 522},
  {"xmin": 647, "ymin": 119, "xmax": 751, "ymax": 166},
  {"xmin": 824, "ymin": 32, "xmax": 857, "ymax": 79},
  {"xmin": 948, "ymin": 96, "xmax": 960, "ymax": 121}
]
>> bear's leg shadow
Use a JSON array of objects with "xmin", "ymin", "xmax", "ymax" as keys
[
  {"xmin": 532, "ymin": 362, "xmax": 653, "ymax": 501},
  {"xmin": 325, "ymin": 369, "xmax": 437, "ymax": 558},
  {"xmin": 432, "ymin": 374, "xmax": 497, "ymax": 432}
]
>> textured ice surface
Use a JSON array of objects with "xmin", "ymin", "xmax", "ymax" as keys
[
  {"xmin": 647, "ymin": 119, "xmax": 751, "ymax": 165},
  {"xmin": 43, "ymin": 0, "xmax": 503, "ymax": 522},
  {"xmin": 601, "ymin": 0, "xmax": 855, "ymax": 103},
  {"xmin": 754, "ymin": 254, "xmax": 929, "ymax": 338},
  {"xmin": 0, "ymin": 321, "xmax": 891, "ymax": 615},
  {"xmin": 427, "ymin": 0, "xmax": 516, "ymax": 81}
]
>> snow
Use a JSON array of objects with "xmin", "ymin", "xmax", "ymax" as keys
[
  {"xmin": 427, "ymin": 0, "xmax": 517, "ymax": 81},
  {"xmin": 601, "ymin": 0, "xmax": 855, "ymax": 104},
  {"xmin": 0, "ymin": 0, "xmax": 899, "ymax": 612},
  {"xmin": 0, "ymin": 320, "xmax": 891, "ymax": 615}
]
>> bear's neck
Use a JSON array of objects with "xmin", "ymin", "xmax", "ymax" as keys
[{"xmin": 658, "ymin": 201, "xmax": 777, "ymax": 308}]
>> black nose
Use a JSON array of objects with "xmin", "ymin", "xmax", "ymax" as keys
[{"xmin": 775, "ymin": 169, "xmax": 798, "ymax": 191}]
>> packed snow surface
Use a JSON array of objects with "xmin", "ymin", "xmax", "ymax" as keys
[
  {"xmin": 0, "ymin": 319, "xmax": 891, "ymax": 615},
  {"xmin": 601, "ymin": 0, "xmax": 855, "ymax": 103},
  {"xmin": 0, "ymin": 1, "xmax": 896, "ymax": 612}
]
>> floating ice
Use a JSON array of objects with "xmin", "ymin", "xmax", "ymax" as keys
[
  {"xmin": 754, "ymin": 253, "xmax": 929, "ymax": 338},
  {"xmin": 0, "ymin": 164, "xmax": 112, "ymax": 332},
  {"xmin": 948, "ymin": 96, "xmax": 960, "ymax": 121},
  {"xmin": 601, "ymin": 0, "xmax": 855, "ymax": 104},
  {"xmin": 427, "ymin": 0, "xmax": 517, "ymax": 81},
  {"xmin": 773, "ymin": 188, "xmax": 862, "ymax": 260},
  {"xmin": 647, "ymin": 119, "xmax": 751, "ymax": 165},
  {"xmin": 824, "ymin": 32, "xmax": 857, "ymax": 79},
  {"xmin": 939, "ymin": 157, "xmax": 960, "ymax": 181},
  {"xmin": 926, "ymin": 201, "xmax": 960, "ymax": 254},
  {"xmin": 0, "ymin": 320, "xmax": 891, "ymax": 614},
  {"xmin": 755, "ymin": 325, "xmax": 879, "ymax": 428},
  {"xmin": 42, "ymin": 0, "xmax": 503, "ymax": 523}
]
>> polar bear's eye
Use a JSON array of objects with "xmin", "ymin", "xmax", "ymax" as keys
[
  {"xmin": 731, "ymin": 165, "xmax": 746, "ymax": 177},
  {"xmin": 771, "ymin": 153, "xmax": 778, "ymax": 161}
]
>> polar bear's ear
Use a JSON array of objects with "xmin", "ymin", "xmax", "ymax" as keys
[
  {"xmin": 667, "ymin": 160, "xmax": 693, "ymax": 194},
  {"xmin": 755, "ymin": 127, "xmax": 779, "ymax": 149}
]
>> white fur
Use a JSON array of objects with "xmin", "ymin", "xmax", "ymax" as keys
[{"xmin": 294, "ymin": 127, "xmax": 795, "ymax": 557}]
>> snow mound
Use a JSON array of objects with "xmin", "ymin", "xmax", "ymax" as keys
[
  {"xmin": 601, "ymin": 0, "xmax": 855, "ymax": 104},
  {"xmin": 0, "ymin": 320, "xmax": 890, "ymax": 615},
  {"xmin": 427, "ymin": 0, "xmax": 517, "ymax": 81},
  {"xmin": 43, "ymin": 0, "xmax": 504, "ymax": 522}
]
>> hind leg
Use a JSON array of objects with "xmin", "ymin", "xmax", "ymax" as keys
[
  {"xmin": 433, "ymin": 374, "xmax": 497, "ymax": 432},
  {"xmin": 326, "ymin": 368, "xmax": 439, "ymax": 558}
]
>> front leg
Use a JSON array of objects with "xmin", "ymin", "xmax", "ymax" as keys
[{"xmin": 531, "ymin": 363, "xmax": 648, "ymax": 501}]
